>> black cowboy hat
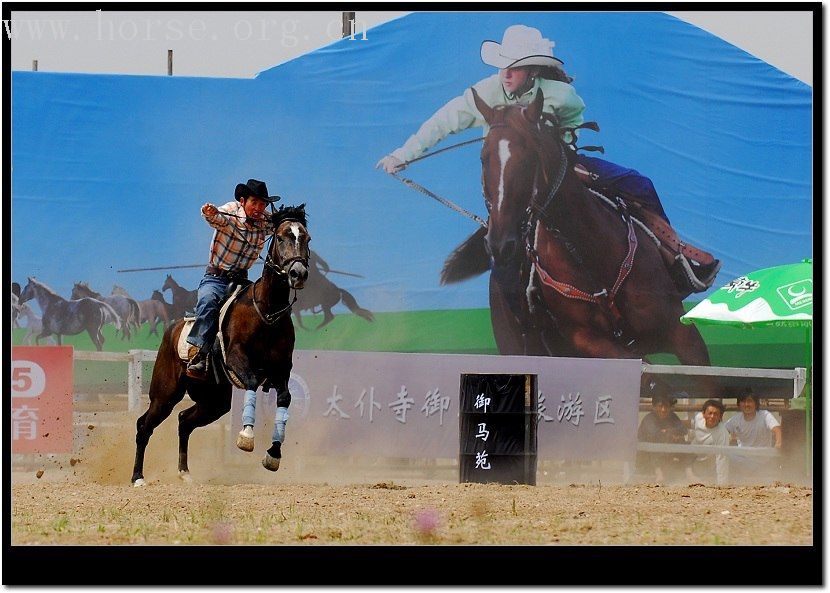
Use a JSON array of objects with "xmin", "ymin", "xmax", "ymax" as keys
[{"xmin": 234, "ymin": 179, "xmax": 281, "ymax": 203}]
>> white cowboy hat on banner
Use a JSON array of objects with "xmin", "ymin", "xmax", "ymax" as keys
[{"xmin": 480, "ymin": 24, "xmax": 565, "ymax": 69}]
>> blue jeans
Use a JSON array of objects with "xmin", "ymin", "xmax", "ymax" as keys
[
  {"xmin": 576, "ymin": 154, "xmax": 670, "ymax": 224},
  {"xmin": 186, "ymin": 274, "xmax": 230, "ymax": 352}
]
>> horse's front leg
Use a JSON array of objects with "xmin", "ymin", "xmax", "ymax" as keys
[
  {"xmin": 229, "ymin": 358, "xmax": 262, "ymax": 453},
  {"xmin": 262, "ymin": 378, "xmax": 291, "ymax": 472},
  {"xmin": 563, "ymin": 323, "xmax": 635, "ymax": 359}
]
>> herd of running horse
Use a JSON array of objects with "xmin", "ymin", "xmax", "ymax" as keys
[{"xmin": 12, "ymin": 267, "xmax": 374, "ymax": 351}]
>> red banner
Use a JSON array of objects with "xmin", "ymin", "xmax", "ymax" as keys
[{"xmin": 11, "ymin": 346, "xmax": 74, "ymax": 453}]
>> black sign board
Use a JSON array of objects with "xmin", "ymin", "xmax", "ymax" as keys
[{"xmin": 459, "ymin": 373, "xmax": 538, "ymax": 485}]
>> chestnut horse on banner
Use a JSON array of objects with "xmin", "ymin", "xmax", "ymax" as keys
[{"xmin": 471, "ymin": 88, "xmax": 710, "ymax": 364}]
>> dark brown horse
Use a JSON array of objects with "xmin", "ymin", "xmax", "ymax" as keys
[
  {"xmin": 131, "ymin": 205, "xmax": 311, "ymax": 485},
  {"xmin": 467, "ymin": 89, "xmax": 710, "ymax": 364},
  {"xmin": 161, "ymin": 274, "xmax": 198, "ymax": 321}
]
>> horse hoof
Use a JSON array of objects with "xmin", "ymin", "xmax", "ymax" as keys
[
  {"xmin": 262, "ymin": 454, "xmax": 281, "ymax": 472},
  {"xmin": 236, "ymin": 426, "xmax": 255, "ymax": 452},
  {"xmin": 178, "ymin": 470, "xmax": 192, "ymax": 483},
  {"xmin": 262, "ymin": 442, "xmax": 282, "ymax": 471},
  {"xmin": 133, "ymin": 478, "xmax": 146, "ymax": 487}
]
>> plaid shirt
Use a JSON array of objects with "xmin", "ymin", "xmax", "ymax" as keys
[{"xmin": 204, "ymin": 201, "xmax": 274, "ymax": 272}]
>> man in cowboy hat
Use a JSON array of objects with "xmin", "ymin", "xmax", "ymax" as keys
[{"xmin": 185, "ymin": 178, "xmax": 280, "ymax": 379}]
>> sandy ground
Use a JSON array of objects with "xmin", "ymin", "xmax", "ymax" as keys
[{"xmin": 10, "ymin": 410, "xmax": 814, "ymax": 545}]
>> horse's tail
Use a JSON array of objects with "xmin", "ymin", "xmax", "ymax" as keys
[
  {"xmin": 338, "ymin": 289, "xmax": 374, "ymax": 322},
  {"xmin": 96, "ymin": 299, "xmax": 122, "ymax": 330},
  {"xmin": 128, "ymin": 298, "xmax": 141, "ymax": 329},
  {"xmin": 440, "ymin": 226, "xmax": 490, "ymax": 285}
]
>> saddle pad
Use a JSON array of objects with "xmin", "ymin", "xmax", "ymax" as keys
[
  {"xmin": 174, "ymin": 287, "xmax": 243, "ymax": 363},
  {"xmin": 176, "ymin": 318, "xmax": 197, "ymax": 361}
]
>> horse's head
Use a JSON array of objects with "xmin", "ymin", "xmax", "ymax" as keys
[
  {"xmin": 268, "ymin": 204, "xmax": 311, "ymax": 289},
  {"xmin": 151, "ymin": 289, "xmax": 165, "ymax": 302},
  {"xmin": 473, "ymin": 88, "xmax": 558, "ymax": 270},
  {"xmin": 71, "ymin": 281, "xmax": 91, "ymax": 300},
  {"xmin": 162, "ymin": 274, "xmax": 174, "ymax": 292},
  {"xmin": 20, "ymin": 278, "xmax": 37, "ymax": 304}
]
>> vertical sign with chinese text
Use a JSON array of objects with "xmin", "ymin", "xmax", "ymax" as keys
[
  {"xmin": 11, "ymin": 346, "xmax": 74, "ymax": 453},
  {"xmin": 459, "ymin": 374, "xmax": 537, "ymax": 484}
]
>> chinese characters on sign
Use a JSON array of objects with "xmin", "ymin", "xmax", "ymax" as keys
[
  {"xmin": 11, "ymin": 346, "xmax": 74, "ymax": 454},
  {"xmin": 421, "ymin": 388, "xmax": 450, "ymax": 425},
  {"xmin": 323, "ymin": 384, "xmax": 454, "ymax": 425},
  {"xmin": 536, "ymin": 392, "xmax": 616, "ymax": 428},
  {"xmin": 12, "ymin": 405, "xmax": 39, "ymax": 440}
]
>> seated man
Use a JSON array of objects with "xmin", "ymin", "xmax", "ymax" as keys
[
  {"xmin": 185, "ymin": 178, "xmax": 280, "ymax": 379},
  {"xmin": 636, "ymin": 392, "xmax": 699, "ymax": 484},
  {"xmin": 690, "ymin": 399, "xmax": 730, "ymax": 485},
  {"xmin": 725, "ymin": 389, "xmax": 782, "ymax": 483}
]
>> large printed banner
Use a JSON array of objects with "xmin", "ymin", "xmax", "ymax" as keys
[
  {"xmin": 11, "ymin": 346, "xmax": 74, "ymax": 454},
  {"xmin": 11, "ymin": 12, "xmax": 812, "ymax": 365},
  {"xmin": 230, "ymin": 351, "xmax": 641, "ymax": 462}
]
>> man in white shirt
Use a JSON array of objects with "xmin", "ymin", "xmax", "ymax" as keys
[
  {"xmin": 724, "ymin": 390, "xmax": 782, "ymax": 483},
  {"xmin": 690, "ymin": 399, "xmax": 730, "ymax": 485}
]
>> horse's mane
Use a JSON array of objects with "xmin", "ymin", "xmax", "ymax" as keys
[
  {"xmin": 28, "ymin": 277, "xmax": 62, "ymax": 298},
  {"xmin": 73, "ymin": 281, "xmax": 101, "ymax": 297},
  {"xmin": 271, "ymin": 204, "xmax": 307, "ymax": 228}
]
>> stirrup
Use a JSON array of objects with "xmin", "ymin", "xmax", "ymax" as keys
[
  {"xmin": 185, "ymin": 355, "xmax": 208, "ymax": 380},
  {"xmin": 675, "ymin": 255, "xmax": 722, "ymax": 293}
]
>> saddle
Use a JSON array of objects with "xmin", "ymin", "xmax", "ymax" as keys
[
  {"xmin": 176, "ymin": 284, "xmax": 247, "ymax": 376},
  {"xmin": 573, "ymin": 163, "xmax": 721, "ymax": 295}
]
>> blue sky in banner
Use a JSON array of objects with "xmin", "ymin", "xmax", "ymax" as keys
[{"xmin": 12, "ymin": 11, "xmax": 812, "ymax": 312}]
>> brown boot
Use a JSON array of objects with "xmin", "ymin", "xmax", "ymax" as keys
[{"xmin": 186, "ymin": 349, "xmax": 208, "ymax": 380}]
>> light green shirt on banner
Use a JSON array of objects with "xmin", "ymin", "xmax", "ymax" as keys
[{"xmin": 391, "ymin": 74, "xmax": 586, "ymax": 164}]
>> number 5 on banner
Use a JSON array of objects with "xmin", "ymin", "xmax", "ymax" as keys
[{"xmin": 11, "ymin": 360, "xmax": 46, "ymax": 398}]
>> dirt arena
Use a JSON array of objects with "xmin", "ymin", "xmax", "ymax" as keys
[{"xmin": 11, "ymin": 411, "xmax": 813, "ymax": 545}]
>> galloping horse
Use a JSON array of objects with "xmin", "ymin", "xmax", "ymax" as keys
[
  {"xmin": 293, "ymin": 252, "xmax": 373, "ymax": 330},
  {"xmin": 112, "ymin": 285, "xmax": 170, "ymax": 336},
  {"xmin": 468, "ymin": 89, "xmax": 711, "ymax": 364},
  {"xmin": 19, "ymin": 278, "xmax": 116, "ymax": 351},
  {"xmin": 71, "ymin": 282, "xmax": 140, "ymax": 340},
  {"xmin": 131, "ymin": 205, "xmax": 311, "ymax": 485},
  {"xmin": 161, "ymin": 274, "xmax": 197, "ymax": 321}
]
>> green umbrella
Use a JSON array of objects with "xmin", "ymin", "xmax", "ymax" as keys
[
  {"xmin": 681, "ymin": 258, "xmax": 813, "ymax": 472},
  {"xmin": 680, "ymin": 258, "xmax": 812, "ymax": 328}
]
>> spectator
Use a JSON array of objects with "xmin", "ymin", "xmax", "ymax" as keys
[
  {"xmin": 636, "ymin": 392, "xmax": 699, "ymax": 484},
  {"xmin": 690, "ymin": 399, "xmax": 730, "ymax": 485},
  {"xmin": 725, "ymin": 389, "xmax": 782, "ymax": 483}
]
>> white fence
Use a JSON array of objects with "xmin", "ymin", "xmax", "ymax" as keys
[{"xmin": 74, "ymin": 349, "xmax": 157, "ymax": 411}]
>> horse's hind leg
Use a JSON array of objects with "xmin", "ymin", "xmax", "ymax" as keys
[
  {"xmin": 131, "ymin": 373, "xmax": 187, "ymax": 485},
  {"xmin": 176, "ymin": 389, "xmax": 232, "ymax": 479},
  {"xmin": 86, "ymin": 328, "xmax": 101, "ymax": 351},
  {"xmin": 316, "ymin": 308, "xmax": 335, "ymax": 330}
]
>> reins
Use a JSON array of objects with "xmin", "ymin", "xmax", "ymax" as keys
[
  {"xmin": 389, "ymin": 137, "xmax": 487, "ymax": 228},
  {"xmin": 215, "ymin": 210, "xmax": 308, "ymax": 324}
]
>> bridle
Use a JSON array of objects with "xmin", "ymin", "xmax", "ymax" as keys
[
  {"xmin": 488, "ymin": 111, "xmax": 638, "ymax": 344},
  {"xmin": 252, "ymin": 217, "xmax": 310, "ymax": 325}
]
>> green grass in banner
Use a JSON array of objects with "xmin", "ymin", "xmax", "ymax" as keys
[
  {"xmin": 13, "ymin": 303, "xmax": 808, "ymax": 376},
  {"xmin": 292, "ymin": 308, "xmax": 498, "ymax": 354}
]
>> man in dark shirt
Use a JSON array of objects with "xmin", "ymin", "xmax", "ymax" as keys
[{"xmin": 636, "ymin": 392, "xmax": 699, "ymax": 483}]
